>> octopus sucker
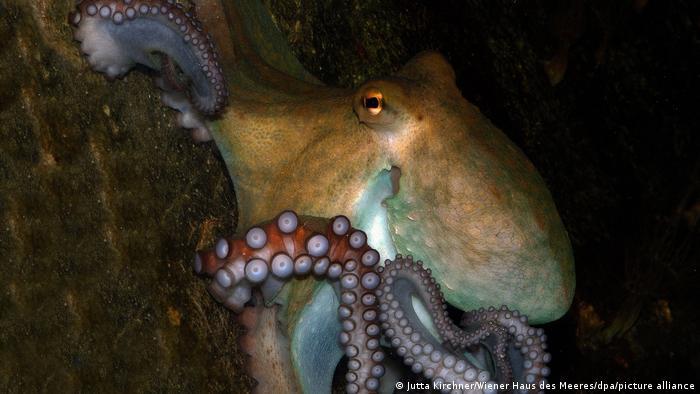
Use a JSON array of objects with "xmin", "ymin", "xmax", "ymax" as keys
[
  {"xmin": 196, "ymin": 211, "xmax": 383, "ymax": 393},
  {"xmin": 195, "ymin": 211, "xmax": 551, "ymax": 394},
  {"xmin": 69, "ymin": 0, "xmax": 228, "ymax": 138}
]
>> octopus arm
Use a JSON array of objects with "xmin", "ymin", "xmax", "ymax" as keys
[
  {"xmin": 194, "ymin": 211, "xmax": 552, "ymax": 394},
  {"xmin": 459, "ymin": 308, "xmax": 552, "ymax": 389},
  {"xmin": 69, "ymin": 0, "xmax": 228, "ymax": 139},
  {"xmin": 377, "ymin": 257, "xmax": 498, "ymax": 392},
  {"xmin": 291, "ymin": 283, "xmax": 344, "ymax": 393},
  {"xmin": 195, "ymin": 211, "xmax": 385, "ymax": 393}
]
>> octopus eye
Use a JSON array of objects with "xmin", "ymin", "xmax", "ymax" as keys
[{"xmin": 362, "ymin": 91, "xmax": 383, "ymax": 115}]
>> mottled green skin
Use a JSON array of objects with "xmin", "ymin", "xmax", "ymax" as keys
[
  {"xmin": 209, "ymin": 0, "xmax": 574, "ymax": 324},
  {"xmin": 383, "ymin": 91, "xmax": 574, "ymax": 322}
]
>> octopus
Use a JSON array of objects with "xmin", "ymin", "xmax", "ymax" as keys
[
  {"xmin": 68, "ymin": 0, "xmax": 575, "ymax": 393},
  {"xmin": 194, "ymin": 210, "xmax": 551, "ymax": 393}
]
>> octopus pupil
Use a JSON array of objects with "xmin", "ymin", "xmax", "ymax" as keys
[{"xmin": 364, "ymin": 96, "xmax": 380, "ymax": 109}]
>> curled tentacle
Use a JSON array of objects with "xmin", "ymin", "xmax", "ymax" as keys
[
  {"xmin": 194, "ymin": 211, "xmax": 552, "ymax": 394},
  {"xmin": 377, "ymin": 257, "xmax": 499, "ymax": 394},
  {"xmin": 377, "ymin": 256, "xmax": 551, "ymax": 394},
  {"xmin": 194, "ymin": 212, "xmax": 384, "ymax": 394},
  {"xmin": 69, "ymin": 0, "xmax": 228, "ymax": 139},
  {"xmin": 459, "ymin": 319, "xmax": 514, "ymax": 384},
  {"xmin": 460, "ymin": 307, "xmax": 552, "ymax": 391}
]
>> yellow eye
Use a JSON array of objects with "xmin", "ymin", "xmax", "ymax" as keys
[{"xmin": 362, "ymin": 91, "xmax": 383, "ymax": 115}]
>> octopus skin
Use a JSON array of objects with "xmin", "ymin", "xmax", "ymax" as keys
[{"xmin": 194, "ymin": 211, "xmax": 551, "ymax": 394}]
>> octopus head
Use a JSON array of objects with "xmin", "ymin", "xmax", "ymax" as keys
[{"xmin": 352, "ymin": 52, "xmax": 574, "ymax": 323}]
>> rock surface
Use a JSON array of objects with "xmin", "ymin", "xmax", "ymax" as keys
[{"xmin": 0, "ymin": 1, "xmax": 250, "ymax": 391}]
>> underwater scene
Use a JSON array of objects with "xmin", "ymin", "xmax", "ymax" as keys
[{"xmin": 0, "ymin": 0, "xmax": 698, "ymax": 393}]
